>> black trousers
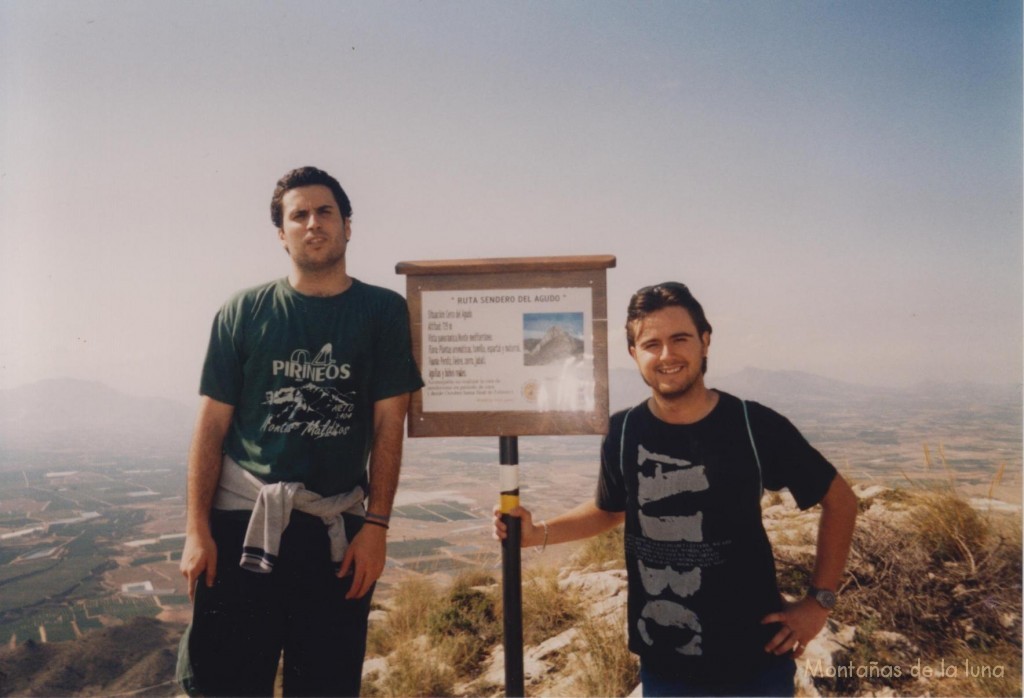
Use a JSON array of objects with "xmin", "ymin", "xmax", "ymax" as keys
[{"xmin": 179, "ymin": 510, "xmax": 373, "ymax": 697}]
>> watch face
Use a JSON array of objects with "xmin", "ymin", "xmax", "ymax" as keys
[{"xmin": 814, "ymin": 589, "xmax": 837, "ymax": 609}]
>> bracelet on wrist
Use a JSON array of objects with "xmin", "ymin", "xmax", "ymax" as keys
[
  {"xmin": 539, "ymin": 520, "xmax": 549, "ymax": 552},
  {"xmin": 365, "ymin": 512, "xmax": 391, "ymax": 525},
  {"xmin": 363, "ymin": 518, "xmax": 389, "ymax": 530}
]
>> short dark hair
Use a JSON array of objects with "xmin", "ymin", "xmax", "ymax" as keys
[
  {"xmin": 626, "ymin": 282, "xmax": 713, "ymax": 373},
  {"xmin": 270, "ymin": 166, "xmax": 352, "ymax": 228}
]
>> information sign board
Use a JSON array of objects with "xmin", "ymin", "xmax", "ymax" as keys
[{"xmin": 396, "ymin": 256, "xmax": 615, "ymax": 437}]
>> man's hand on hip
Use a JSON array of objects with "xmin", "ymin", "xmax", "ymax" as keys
[
  {"xmin": 180, "ymin": 530, "xmax": 218, "ymax": 603},
  {"xmin": 338, "ymin": 522, "xmax": 387, "ymax": 599},
  {"xmin": 760, "ymin": 596, "xmax": 830, "ymax": 658}
]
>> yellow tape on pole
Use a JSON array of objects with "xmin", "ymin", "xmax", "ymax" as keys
[{"xmin": 500, "ymin": 493, "xmax": 520, "ymax": 514}]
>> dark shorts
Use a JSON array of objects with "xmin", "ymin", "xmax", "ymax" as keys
[
  {"xmin": 641, "ymin": 656, "xmax": 796, "ymax": 697},
  {"xmin": 177, "ymin": 510, "xmax": 372, "ymax": 697}
]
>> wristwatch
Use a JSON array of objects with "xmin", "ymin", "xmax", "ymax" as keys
[{"xmin": 807, "ymin": 586, "xmax": 837, "ymax": 610}]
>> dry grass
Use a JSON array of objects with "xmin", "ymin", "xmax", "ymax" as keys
[
  {"xmin": 366, "ymin": 572, "xmax": 501, "ymax": 694},
  {"xmin": 912, "ymin": 489, "xmax": 991, "ymax": 571},
  {"xmin": 937, "ymin": 642, "xmax": 1024, "ymax": 698},
  {"xmin": 571, "ymin": 526, "xmax": 625, "ymax": 569},
  {"xmin": 570, "ymin": 610, "xmax": 639, "ymax": 698},
  {"xmin": 428, "ymin": 574, "xmax": 501, "ymax": 674},
  {"xmin": 366, "ymin": 576, "xmax": 441, "ymax": 657},
  {"xmin": 779, "ymin": 481, "xmax": 1023, "ymax": 697},
  {"xmin": 521, "ymin": 566, "xmax": 584, "ymax": 645},
  {"xmin": 363, "ymin": 642, "xmax": 457, "ymax": 698},
  {"xmin": 366, "ymin": 541, "xmax": 624, "ymax": 697},
  {"xmin": 845, "ymin": 487, "xmax": 1020, "ymax": 651},
  {"xmin": 373, "ymin": 478, "xmax": 1020, "ymax": 698}
]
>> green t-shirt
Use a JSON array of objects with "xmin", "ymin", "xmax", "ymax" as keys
[{"xmin": 200, "ymin": 278, "xmax": 424, "ymax": 496}]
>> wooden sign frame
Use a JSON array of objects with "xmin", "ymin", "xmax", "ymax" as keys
[{"xmin": 396, "ymin": 255, "xmax": 616, "ymax": 437}]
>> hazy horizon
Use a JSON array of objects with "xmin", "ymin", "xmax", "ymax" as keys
[
  {"xmin": 2, "ymin": 1, "xmax": 1021, "ymax": 406},
  {"xmin": 1, "ymin": 365, "xmax": 1019, "ymax": 410}
]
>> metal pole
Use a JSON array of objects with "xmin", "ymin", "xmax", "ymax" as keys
[{"xmin": 499, "ymin": 435, "xmax": 524, "ymax": 697}]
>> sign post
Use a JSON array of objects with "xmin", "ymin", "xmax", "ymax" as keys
[
  {"xmin": 396, "ymin": 255, "xmax": 615, "ymax": 697},
  {"xmin": 499, "ymin": 435, "xmax": 523, "ymax": 696}
]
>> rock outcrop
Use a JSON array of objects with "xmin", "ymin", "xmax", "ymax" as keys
[{"xmin": 364, "ymin": 483, "xmax": 1022, "ymax": 697}]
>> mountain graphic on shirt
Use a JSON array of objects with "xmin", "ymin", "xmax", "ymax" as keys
[{"xmin": 263, "ymin": 383, "xmax": 356, "ymax": 426}]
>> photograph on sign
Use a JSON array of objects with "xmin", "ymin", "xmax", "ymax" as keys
[
  {"xmin": 421, "ymin": 288, "xmax": 594, "ymax": 413},
  {"xmin": 523, "ymin": 312, "xmax": 584, "ymax": 365}
]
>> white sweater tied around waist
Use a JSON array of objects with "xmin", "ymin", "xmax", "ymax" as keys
[{"xmin": 213, "ymin": 455, "xmax": 366, "ymax": 573}]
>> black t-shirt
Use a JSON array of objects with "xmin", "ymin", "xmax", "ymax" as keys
[{"xmin": 596, "ymin": 391, "xmax": 836, "ymax": 680}]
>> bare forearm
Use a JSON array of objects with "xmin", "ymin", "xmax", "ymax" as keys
[
  {"xmin": 367, "ymin": 394, "xmax": 410, "ymax": 518},
  {"xmin": 522, "ymin": 500, "xmax": 624, "ymax": 547},
  {"xmin": 186, "ymin": 438, "xmax": 222, "ymax": 534},
  {"xmin": 811, "ymin": 474, "xmax": 858, "ymax": 590},
  {"xmin": 180, "ymin": 397, "xmax": 234, "ymax": 596},
  {"xmin": 367, "ymin": 431, "xmax": 401, "ymax": 517},
  {"xmin": 185, "ymin": 397, "xmax": 233, "ymax": 535}
]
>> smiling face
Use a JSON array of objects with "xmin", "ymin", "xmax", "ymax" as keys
[
  {"xmin": 277, "ymin": 184, "xmax": 350, "ymax": 274},
  {"xmin": 628, "ymin": 305, "xmax": 711, "ymax": 401}
]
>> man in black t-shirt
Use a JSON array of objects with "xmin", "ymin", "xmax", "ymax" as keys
[
  {"xmin": 495, "ymin": 281, "xmax": 857, "ymax": 697},
  {"xmin": 177, "ymin": 167, "xmax": 423, "ymax": 697}
]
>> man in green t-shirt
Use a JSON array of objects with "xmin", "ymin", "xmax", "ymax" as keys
[{"xmin": 177, "ymin": 166, "xmax": 423, "ymax": 697}]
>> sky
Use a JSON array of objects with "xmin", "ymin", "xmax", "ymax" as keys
[{"xmin": 1, "ymin": 0, "xmax": 1021, "ymax": 405}]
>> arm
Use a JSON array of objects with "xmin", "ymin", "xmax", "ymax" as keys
[
  {"xmin": 762, "ymin": 473, "xmax": 858, "ymax": 656},
  {"xmin": 179, "ymin": 396, "xmax": 234, "ymax": 602},
  {"xmin": 493, "ymin": 500, "xmax": 625, "ymax": 548},
  {"xmin": 338, "ymin": 392, "xmax": 410, "ymax": 599}
]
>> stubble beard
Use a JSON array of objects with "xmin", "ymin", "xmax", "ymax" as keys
[
  {"xmin": 644, "ymin": 368, "xmax": 703, "ymax": 403},
  {"xmin": 287, "ymin": 244, "xmax": 346, "ymax": 274}
]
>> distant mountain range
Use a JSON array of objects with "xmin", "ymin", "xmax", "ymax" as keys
[
  {"xmin": 1, "ymin": 372, "xmax": 1018, "ymax": 465},
  {"xmin": 609, "ymin": 366, "xmax": 1021, "ymax": 415},
  {"xmin": 0, "ymin": 378, "xmax": 194, "ymax": 460}
]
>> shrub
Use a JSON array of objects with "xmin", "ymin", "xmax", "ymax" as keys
[
  {"xmin": 427, "ymin": 574, "xmax": 500, "ymax": 674},
  {"xmin": 788, "ymin": 485, "xmax": 1022, "ymax": 696}
]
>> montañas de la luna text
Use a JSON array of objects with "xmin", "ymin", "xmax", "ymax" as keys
[{"xmin": 803, "ymin": 657, "xmax": 1006, "ymax": 680}]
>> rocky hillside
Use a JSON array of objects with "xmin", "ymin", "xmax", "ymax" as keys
[
  {"xmin": 0, "ymin": 483, "xmax": 1017, "ymax": 697},
  {"xmin": 364, "ymin": 483, "xmax": 1022, "ymax": 697},
  {"xmin": 0, "ymin": 617, "xmax": 179, "ymax": 696}
]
